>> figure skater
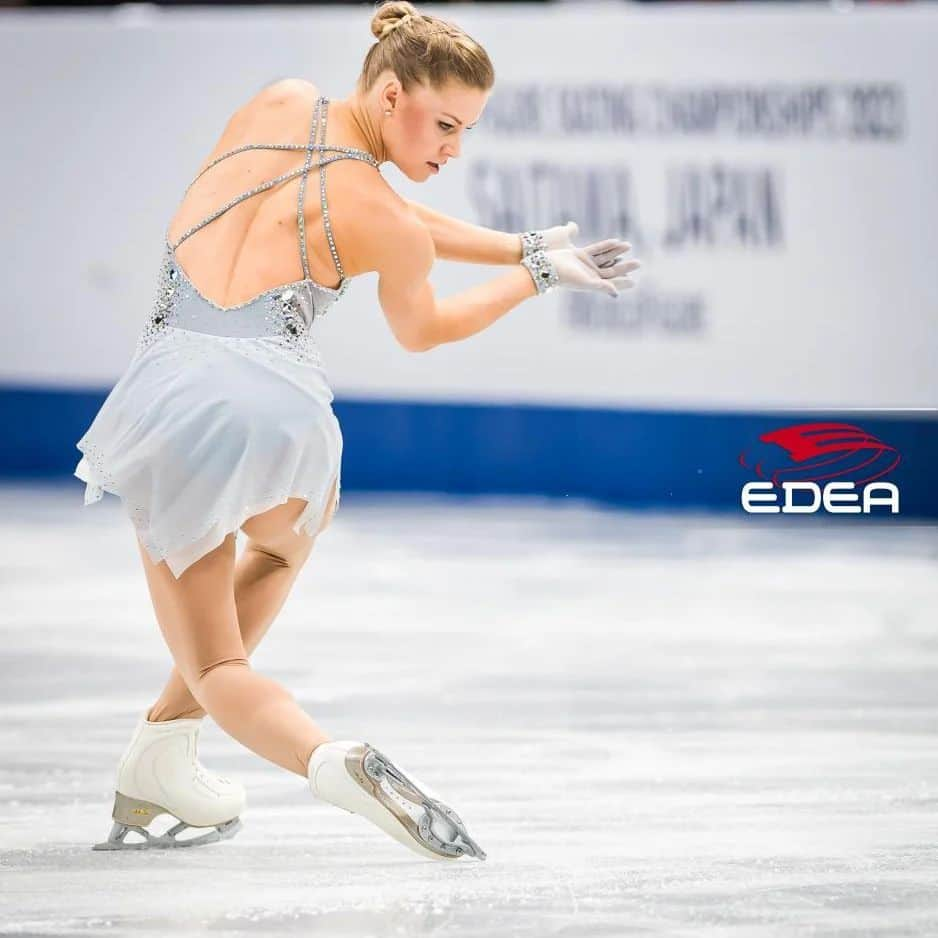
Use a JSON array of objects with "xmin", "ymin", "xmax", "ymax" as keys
[{"xmin": 74, "ymin": 0, "xmax": 639, "ymax": 860}]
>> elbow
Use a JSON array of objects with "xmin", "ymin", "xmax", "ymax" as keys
[
  {"xmin": 396, "ymin": 318, "xmax": 439, "ymax": 353},
  {"xmin": 398, "ymin": 334, "xmax": 437, "ymax": 353}
]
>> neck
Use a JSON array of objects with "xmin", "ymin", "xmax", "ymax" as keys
[{"xmin": 334, "ymin": 91, "xmax": 388, "ymax": 165}]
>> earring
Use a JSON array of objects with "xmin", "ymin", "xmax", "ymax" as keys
[{"xmin": 384, "ymin": 108, "xmax": 392, "ymax": 116}]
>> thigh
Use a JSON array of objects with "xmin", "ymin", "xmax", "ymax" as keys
[
  {"xmin": 239, "ymin": 479, "xmax": 338, "ymax": 560},
  {"xmin": 316, "ymin": 476, "xmax": 340, "ymax": 537},
  {"xmin": 135, "ymin": 532, "xmax": 246, "ymax": 684}
]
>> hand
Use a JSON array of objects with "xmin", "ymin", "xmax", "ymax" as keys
[
  {"xmin": 520, "ymin": 222, "xmax": 639, "ymax": 295},
  {"xmin": 519, "ymin": 221, "xmax": 580, "ymax": 253},
  {"xmin": 580, "ymin": 237, "xmax": 637, "ymax": 272},
  {"xmin": 521, "ymin": 220, "xmax": 631, "ymax": 265},
  {"xmin": 521, "ymin": 247, "xmax": 638, "ymax": 297},
  {"xmin": 551, "ymin": 247, "xmax": 638, "ymax": 297}
]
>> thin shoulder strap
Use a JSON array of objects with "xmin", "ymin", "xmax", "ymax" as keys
[
  {"xmin": 168, "ymin": 94, "xmax": 379, "ymax": 258},
  {"xmin": 318, "ymin": 97, "xmax": 346, "ymax": 283},
  {"xmin": 170, "ymin": 156, "xmax": 311, "ymax": 251},
  {"xmin": 296, "ymin": 95, "xmax": 325, "ymax": 280}
]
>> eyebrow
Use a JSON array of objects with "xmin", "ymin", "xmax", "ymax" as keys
[{"xmin": 442, "ymin": 112, "xmax": 478, "ymax": 128}]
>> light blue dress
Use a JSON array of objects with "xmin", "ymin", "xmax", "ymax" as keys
[{"xmin": 74, "ymin": 95, "xmax": 380, "ymax": 578}]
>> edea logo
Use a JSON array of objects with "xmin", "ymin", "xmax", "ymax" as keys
[{"xmin": 738, "ymin": 422, "xmax": 901, "ymax": 514}]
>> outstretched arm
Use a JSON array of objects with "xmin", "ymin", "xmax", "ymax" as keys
[
  {"xmin": 404, "ymin": 199, "xmax": 522, "ymax": 266},
  {"xmin": 364, "ymin": 203, "xmax": 638, "ymax": 353},
  {"xmin": 371, "ymin": 206, "xmax": 535, "ymax": 352}
]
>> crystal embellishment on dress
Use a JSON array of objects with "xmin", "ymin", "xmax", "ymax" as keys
[
  {"xmin": 275, "ymin": 289, "xmax": 306, "ymax": 341},
  {"xmin": 138, "ymin": 247, "xmax": 182, "ymax": 352},
  {"xmin": 156, "ymin": 265, "xmax": 179, "ymax": 324},
  {"xmin": 259, "ymin": 287, "xmax": 323, "ymax": 367}
]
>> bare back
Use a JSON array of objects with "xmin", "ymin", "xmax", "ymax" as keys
[{"xmin": 166, "ymin": 79, "xmax": 391, "ymax": 309}]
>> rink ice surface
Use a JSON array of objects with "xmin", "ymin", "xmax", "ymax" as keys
[{"xmin": 0, "ymin": 483, "xmax": 937, "ymax": 938}]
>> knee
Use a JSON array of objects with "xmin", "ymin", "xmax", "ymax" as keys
[{"xmin": 184, "ymin": 657, "xmax": 250, "ymax": 712}]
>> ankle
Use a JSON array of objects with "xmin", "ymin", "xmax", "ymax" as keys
[
  {"xmin": 146, "ymin": 704, "xmax": 206, "ymax": 723},
  {"xmin": 303, "ymin": 735, "xmax": 335, "ymax": 770}
]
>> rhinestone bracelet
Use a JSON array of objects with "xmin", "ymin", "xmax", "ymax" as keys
[
  {"xmin": 520, "ymin": 249, "xmax": 559, "ymax": 295},
  {"xmin": 519, "ymin": 229, "xmax": 547, "ymax": 258}
]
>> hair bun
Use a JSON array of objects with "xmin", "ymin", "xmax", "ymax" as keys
[
  {"xmin": 359, "ymin": 0, "xmax": 494, "ymax": 97},
  {"xmin": 371, "ymin": 1, "xmax": 419, "ymax": 41}
]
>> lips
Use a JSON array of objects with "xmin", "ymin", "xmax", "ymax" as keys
[{"xmin": 427, "ymin": 162, "xmax": 439, "ymax": 173}]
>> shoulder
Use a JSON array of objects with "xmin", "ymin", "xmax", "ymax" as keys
[
  {"xmin": 228, "ymin": 78, "xmax": 319, "ymax": 126},
  {"xmin": 253, "ymin": 77, "xmax": 319, "ymax": 106},
  {"xmin": 359, "ymin": 192, "xmax": 423, "ymax": 237}
]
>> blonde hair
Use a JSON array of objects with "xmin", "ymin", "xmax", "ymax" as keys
[{"xmin": 359, "ymin": 0, "xmax": 495, "ymax": 95}]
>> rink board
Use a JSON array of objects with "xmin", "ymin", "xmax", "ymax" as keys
[{"xmin": 2, "ymin": 384, "xmax": 936, "ymax": 520}]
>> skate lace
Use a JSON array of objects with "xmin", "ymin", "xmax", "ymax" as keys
[
  {"xmin": 194, "ymin": 760, "xmax": 229, "ymax": 786},
  {"xmin": 192, "ymin": 729, "xmax": 230, "ymax": 787}
]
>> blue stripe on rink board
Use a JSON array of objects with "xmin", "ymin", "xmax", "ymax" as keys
[{"xmin": 2, "ymin": 383, "xmax": 936, "ymax": 520}]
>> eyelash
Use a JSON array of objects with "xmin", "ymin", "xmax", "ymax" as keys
[{"xmin": 438, "ymin": 122, "xmax": 474, "ymax": 133}]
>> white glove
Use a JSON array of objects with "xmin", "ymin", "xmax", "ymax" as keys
[
  {"xmin": 519, "ymin": 221, "xmax": 639, "ymax": 297},
  {"xmin": 519, "ymin": 221, "xmax": 580, "ymax": 253},
  {"xmin": 521, "ymin": 247, "xmax": 637, "ymax": 297},
  {"xmin": 520, "ymin": 220, "xmax": 633, "ymax": 268}
]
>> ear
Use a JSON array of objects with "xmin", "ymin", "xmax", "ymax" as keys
[{"xmin": 380, "ymin": 78, "xmax": 403, "ymax": 112}]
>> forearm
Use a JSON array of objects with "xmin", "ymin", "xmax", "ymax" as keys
[
  {"xmin": 423, "ymin": 266, "xmax": 538, "ymax": 349},
  {"xmin": 406, "ymin": 199, "xmax": 522, "ymax": 265}
]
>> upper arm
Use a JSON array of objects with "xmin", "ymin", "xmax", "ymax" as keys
[{"xmin": 365, "ymin": 206, "xmax": 439, "ymax": 353}]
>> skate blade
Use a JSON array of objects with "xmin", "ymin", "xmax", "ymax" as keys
[
  {"xmin": 347, "ymin": 743, "xmax": 487, "ymax": 861},
  {"xmin": 92, "ymin": 816, "xmax": 242, "ymax": 851}
]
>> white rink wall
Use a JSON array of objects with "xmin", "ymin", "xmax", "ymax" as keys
[{"xmin": 1, "ymin": 3, "xmax": 936, "ymax": 410}]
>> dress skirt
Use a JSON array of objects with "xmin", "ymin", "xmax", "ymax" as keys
[{"xmin": 74, "ymin": 322, "xmax": 342, "ymax": 579}]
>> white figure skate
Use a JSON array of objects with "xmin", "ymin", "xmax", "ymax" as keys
[
  {"xmin": 93, "ymin": 712, "xmax": 246, "ymax": 850},
  {"xmin": 307, "ymin": 740, "xmax": 486, "ymax": 860}
]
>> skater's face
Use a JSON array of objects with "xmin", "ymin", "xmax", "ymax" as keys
[{"xmin": 383, "ymin": 80, "xmax": 488, "ymax": 182}]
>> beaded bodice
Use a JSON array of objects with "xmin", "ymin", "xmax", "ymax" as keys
[{"xmin": 140, "ymin": 95, "xmax": 379, "ymax": 349}]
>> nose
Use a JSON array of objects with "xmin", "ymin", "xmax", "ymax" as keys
[{"xmin": 443, "ymin": 134, "xmax": 462, "ymax": 160}]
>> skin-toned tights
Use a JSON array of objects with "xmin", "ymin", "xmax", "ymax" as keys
[{"xmin": 137, "ymin": 484, "xmax": 337, "ymax": 778}]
